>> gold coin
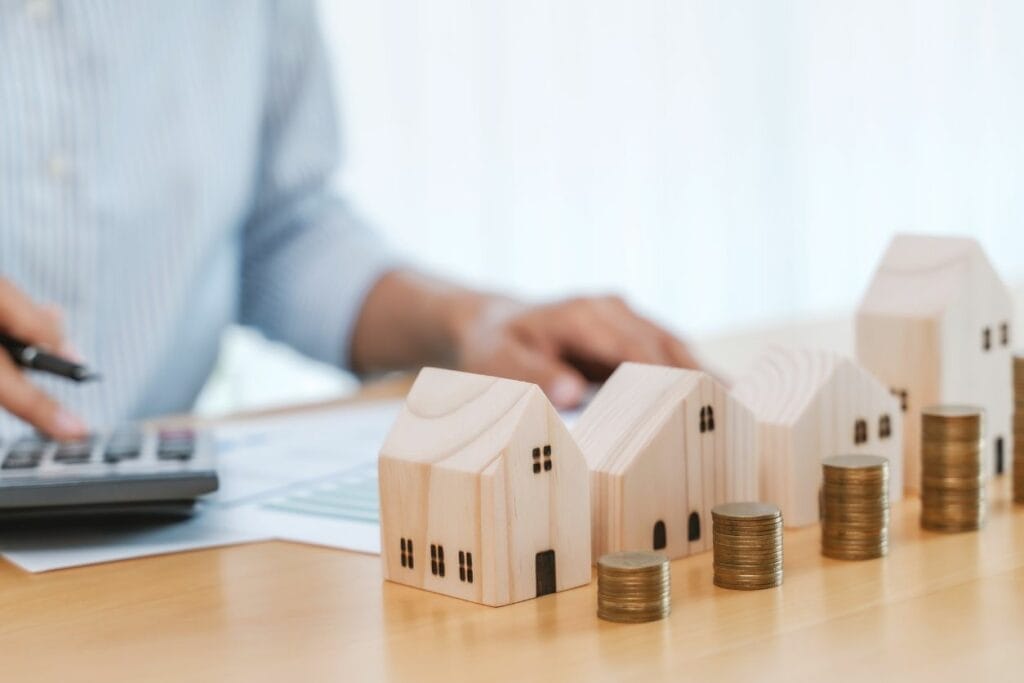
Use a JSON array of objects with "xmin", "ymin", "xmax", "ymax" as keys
[
  {"xmin": 711, "ymin": 501, "xmax": 782, "ymax": 521},
  {"xmin": 823, "ymin": 454, "xmax": 889, "ymax": 470},
  {"xmin": 598, "ymin": 551, "xmax": 669, "ymax": 572}
]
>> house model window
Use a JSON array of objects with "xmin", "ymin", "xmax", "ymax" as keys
[
  {"xmin": 400, "ymin": 537, "xmax": 414, "ymax": 569},
  {"xmin": 854, "ymin": 419, "xmax": 868, "ymax": 445},
  {"xmin": 983, "ymin": 327, "xmax": 992, "ymax": 351},
  {"xmin": 458, "ymin": 551, "xmax": 474, "ymax": 583},
  {"xmin": 1001, "ymin": 322, "xmax": 1010, "ymax": 347},
  {"xmin": 891, "ymin": 388, "xmax": 908, "ymax": 412},
  {"xmin": 532, "ymin": 445, "xmax": 552, "ymax": 474},
  {"xmin": 879, "ymin": 415, "xmax": 892, "ymax": 439},
  {"xmin": 430, "ymin": 544, "xmax": 446, "ymax": 577},
  {"xmin": 699, "ymin": 406, "xmax": 716, "ymax": 433}
]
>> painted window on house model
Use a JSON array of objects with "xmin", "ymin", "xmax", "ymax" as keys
[
  {"xmin": 983, "ymin": 326, "xmax": 992, "ymax": 351},
  {"xmin": 458, "ymin": 550, "xmax": 474, "ymax": 583},
  {"xmin": 532, "ymin": 445, "xmax": 552, "ymax": 474},
  {"xmin": 430, "ymin": 544, "xmax": 446, "ymax": 577},
  {"xmin": 400, "ymin": 537, "xmax": 414, "ymax": 569},
  {"xmin": 699, "ymin": 406, "xmax": 715, "ymax": 433},
  {"xmin": 854, "ymin": 419, "xmax": 868, "ymax": 445},
  {"xmin": 891, "ymin": 388, "xmax": 908, "ymax": 413},
  {"xmin": 879, "ymin": 414, "xmax": 892, "ymax": 439}
]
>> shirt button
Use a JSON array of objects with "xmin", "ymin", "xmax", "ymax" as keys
[
  {"xmin": 25, "ymin": 0, "xmax": 53, "ymax": 21},
  {"xmin": 48, "ymin": 153, "xmax": 72, "ymax": 180}
]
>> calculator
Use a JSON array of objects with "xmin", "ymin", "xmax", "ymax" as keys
[{"xmin": 0, "ymin": 426, "xmax": 218, "ymax": 522}]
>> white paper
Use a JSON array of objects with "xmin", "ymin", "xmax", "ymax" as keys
[
  {"xmin": 209, "ymin": 400, "xmax": 401, "ymax": 505},
  {"xmin": 0, "ymin": 401, "xmax": 401, "ymax": 572},
  {"xmin": 0, "ymin": 397, "xmax": 583, "ymax": 572},
  {"xmin": 0, "ymin": 512, "xmax": 268, "ymax": 573}
]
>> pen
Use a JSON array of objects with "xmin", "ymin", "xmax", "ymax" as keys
[{"xmin": 0, "ymin": 333, "xmax": 100, "ymax": 382}]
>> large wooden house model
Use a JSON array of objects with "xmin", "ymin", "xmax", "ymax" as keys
[
  {"xmin": 378, "ymin": 368, "xmax": 591, "ymax": 606},
  {"xmin": 572, "ymin": 363, "xmax": 758, "ymax": 562},
  {"xmin": 732, "ymin": 347, "xmax": 905, "ymax": 527},
  {"xmin": 856, "ymin": 234, "xmax": 1014, "ymax": 488}
]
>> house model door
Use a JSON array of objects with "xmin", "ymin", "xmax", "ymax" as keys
[{"xmin": 535, "ymin": 550, "xmax": 556, "ymax": 597}]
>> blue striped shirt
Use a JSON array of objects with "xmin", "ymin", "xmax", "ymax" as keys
[{"xmin": 0, "ymin": 1, "xmax": 397, "ymax": 438}]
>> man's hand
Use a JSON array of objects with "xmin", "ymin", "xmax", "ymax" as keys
[
  {"xmin": 352, "ymin": 272, "xmax": 699, "ymax": 409},
  {"xmin": 452, "ymin": 296, "xmax": 698, "ymax": 408},
  {"xmin": 0, "ymin": 278, "xmax": 87, "ymax": 439}
]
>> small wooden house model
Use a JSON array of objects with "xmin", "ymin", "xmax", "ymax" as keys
[
  {"xmin": 572, "ymin": 363, "xmax": 758, "ymax": 562},
  {"xmin": 378, "ymin": 368, "xmax": 591, "ymax": 606},
  {"xmin": 732, "ymin": 348, "xmax": 904, "ymax": 527},
  {"xmin": 856, "ymin": 234, "xmax": 1014, "ymax": 488}
]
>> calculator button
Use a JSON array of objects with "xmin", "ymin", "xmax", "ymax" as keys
[
  {"xmin": 157, "ymin": 447, "xmax": 194, "ymax": 461},
  {"xmin": 159, "ymin": 429, "xmax": 195, "ymax": 443},
  {"xmin": 7, "ymin": 437, "xmax": 47, "ymax": 455},
  {"xmin": 104, "ymin": 432, "xmax": 143, "ymax": 462},
  {"xmin": 157, "ymin": 429, "xmax": 195, "ymax": 461},
  {"xmin": 2, "ymin": 452, "xmax": 42, "ymax": 469},
  {"xmin": 54, "ymin": 438, "xmax": 94, "ymax": 464}
]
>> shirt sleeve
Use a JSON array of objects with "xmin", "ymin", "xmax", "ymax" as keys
[{"xmin": 239, "ymin": 0, "xmax": 399, "ymax": 369}]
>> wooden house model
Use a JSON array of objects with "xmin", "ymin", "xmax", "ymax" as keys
[
  {"xmin": 572, "ymin": 363, "xmax": 759, "ymax": 562},
  {"xmin": 378, "ymin": 368, "xmax": 591, "ymax": 606},
  {"xmin": 732, "ymin": 347, "xmax": 904, "ymax": 527},
  {"xmin": 856, "ymin": 234, "xmax": 1014, "ymax": 488}
]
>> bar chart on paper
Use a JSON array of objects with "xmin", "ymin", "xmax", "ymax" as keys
[{"xmin": 262, "ymin": 461, "xmax": 379, "ymax": 525}]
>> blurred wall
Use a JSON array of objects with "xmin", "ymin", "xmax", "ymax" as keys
[{"xmin": 317, "ymin": 0, "xmax": 1024, "ymax": 336}]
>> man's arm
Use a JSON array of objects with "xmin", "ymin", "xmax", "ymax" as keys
[
  {"xmin": 244, "ymin": 3, "xmax": 697, "ymax": 408},
  {"xmin": 351, "ymin": 271, "xmax": 698, "ymax": 408},
  {"xmin": 239, "ymin": 1, "xmax": 399, "ymax": 368}
]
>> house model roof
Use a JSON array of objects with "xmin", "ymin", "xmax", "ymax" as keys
[
  {"xmin": 379, "ymin": 368, "xmax": 544, "ymax": 473},
  {"xmin": 732, "ymin": 347, "xmax": 847, "ymax": 426},
  {"xmin": 858, "ymin": 234, "xmax": 1004, "ymax": 319},
  {"xmin": 573, "ymin": 362, "xmax": 703, "ymax": 475}
]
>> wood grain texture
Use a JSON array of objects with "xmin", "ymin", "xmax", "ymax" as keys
[
  {"xmin": 3, "ymin": 475, "xmax": 1023, "ymax": 682},
  {"xmin": 857, "ymin": 234, "xmax": 1015, "ymax": 490},
  {"xmin": 378, "ymin": 367, "xmax": 591, "ymax": 606},
  {"xmin": 573, "ymin": 363, "xmax": 758, "ymax": 562},
  {"xmin": 733, "ymin": 348, "xmax": 904, "ymax": 527}
]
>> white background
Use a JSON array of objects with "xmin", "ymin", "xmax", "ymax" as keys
[
  {"xmin": 203, "ymin": 0, "xmax": 1024, "ymax": 412},
  {"xmin": 319, "ymin": 0, "xmax": 1024, "ymax": 335}
]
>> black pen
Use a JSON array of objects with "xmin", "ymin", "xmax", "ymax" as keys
[{"xmin": 0, "ymin": 333, "xmax": 100, "ymax": 382}]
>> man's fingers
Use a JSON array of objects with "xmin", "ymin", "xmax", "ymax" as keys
[
  {"xmin": 0, "ymin": 278, "xmax": 64, "ymax": 350},
  {"xmin": 662, "ymin": 334, "xmax": 700, "ymax": 369},
  {"xmin": 517, "ymin": 348, "xmax": 587, "ymax": 408},
  {"xmin": 550, "ymin": 298, "xmax": 672, "ymax": 368},
  {"xmin": 0, "ymin": 353, "xmax": 86, "ymax": 439},
  {"xmin": 467, "ymin": 339, "xmax": 587, "ymax": 409}
]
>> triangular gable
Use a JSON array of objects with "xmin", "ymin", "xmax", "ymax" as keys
[
  {"xmin": 859, "ymin": 234, "xmax": 1005, "ymax": 319},
  {"xmin": 574, "ymin": 363, "xmax": 702, "ymax": 475},
  {"xmin": 733, "ymin": 348, "xmax": 838, "ymax": 426},
  {"xmin": 380, "ymin": 368, "xmax": 536, "ymax": 472}
]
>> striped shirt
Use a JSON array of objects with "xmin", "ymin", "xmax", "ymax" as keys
[{"xmin": 0, "ymin": 1, "xmax": 396, "ymax": 438}]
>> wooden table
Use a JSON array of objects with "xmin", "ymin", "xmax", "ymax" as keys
[{"xmin": 3, "ymin": 374, "xmax": 1024, "ymax": 681}]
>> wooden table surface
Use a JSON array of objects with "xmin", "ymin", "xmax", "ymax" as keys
[{"xmin": 3, "ymin": 372, "xmax": 1024, "ymax": 681}]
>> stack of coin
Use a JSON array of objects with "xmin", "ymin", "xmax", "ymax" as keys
[
  {"xmin": 920, "ymin": 405, "xmax": 986, "ymax": 532},
  {"xmin": 820, "ymin": 455, "xmax": 889, "ymax": 560},
  {"xmin": 1015, "ymin": 356, "xmax": 1024, "ymax": 503},
  {"xmin": 711, "ymin": 502, "xmax": 783, "ymax": 590},
  {"xmin": 596, "ymin": 551, "xmax": 671, "ymax": 623}
]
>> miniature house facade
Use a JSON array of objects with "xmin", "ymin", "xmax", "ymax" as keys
[
  {"xmin": 732, "ymin": 348, "xmax": 905, "ymax": 527},
  {"xmin": 378, "ymin": 368, "xmax": 591, "ymax": 606},
  {"xmin": 856, "ymin": 234, "xmax": 1014, "ymax": 488},
  {"xmin": 572, "ymin": 363, "xmax": 758, "ymax": 563}
]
